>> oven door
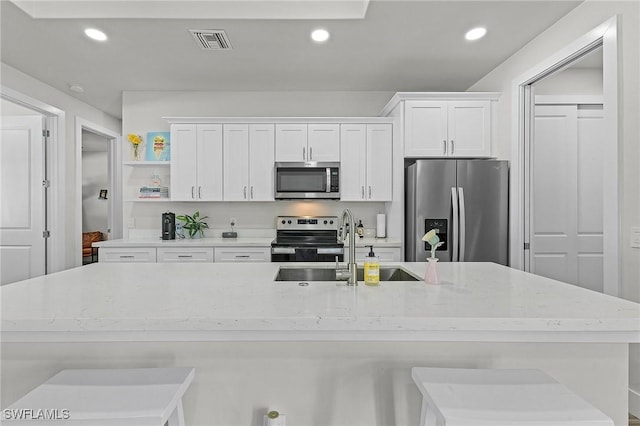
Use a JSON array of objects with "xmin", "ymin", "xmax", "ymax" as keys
[
  {"xmin": 274, "ymin": 162, "xmax": 340, "ymax": 199},
  {"xmin": 271, "ymin": 246, "xmax": 344, "ymax": 262}
]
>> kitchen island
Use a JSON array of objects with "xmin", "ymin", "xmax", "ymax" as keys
[{"xmin": 2, "ymin": 262, "xmax": 639, "ymax": 425}]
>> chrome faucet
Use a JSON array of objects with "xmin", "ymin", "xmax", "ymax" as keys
[{"xmin": 336, "ymin": 208, "xmax": 357, "ymax": 286}]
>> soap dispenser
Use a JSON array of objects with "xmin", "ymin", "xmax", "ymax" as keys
[{"xmin": 363, "ymin": 245, "xmax": 380, "ymax": 286}]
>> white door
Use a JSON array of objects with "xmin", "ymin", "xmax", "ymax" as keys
[
  {"xmin": 404, "ymin": 100, "xmax": 447, "ymax": 157},
  {"xmin": 530, "ymin": 104, "xmax": 604, "ymax": 291},
  {"xmin": 170, "ymin": 124, "xmax": 198, "ymax": 201},
  {"xmin": 0, "ymin": 116, "xmax": 45, "ymax": 285},
  {"xmin": 248, "ymin": 124, "xmax": 275, "ymax": 201},
  {"xmin": 447, "ymin": 101, "xmax": 491, "ymax": 157},
  {"xmin": 197, "ymin": 124, "xmax": 223, "ymax": 201},
  {"xmin": 339, "ymin": 124, "xmax": 366, "ymax": 201},
  {"xmin": 308, "ymin": 124, "xmax": 340, "ymax": 162},
  {"xmin": 275, "ymin": 124, "xmax": 307, "ymax": 162},
  {"xmin": 366, "ymin": 124, "xmax": 393, "ymax": 201},
  {"xmin": 223, "ymin": 124, "xmax": 249, "ymax": 201}
]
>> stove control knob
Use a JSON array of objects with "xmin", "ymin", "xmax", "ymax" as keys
[
  {"xmin": 329, "ymin": 220, "xmax": 334, "ymax": 224},
  {"xmin": 287, "ymin": 220, "xmax": 292, "ymax": 224},
  {"xmin": 281, "ymin": 220, "xmax": 285, "ymax": 224},
  {"xmin": 324, "ymin": 220, "xmax": 328, "ymax": 225}
]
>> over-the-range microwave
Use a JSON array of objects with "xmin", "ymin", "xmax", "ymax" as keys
[{"xmin": 274, "ymin": 162, "xmax": 340, "ymax": 200}]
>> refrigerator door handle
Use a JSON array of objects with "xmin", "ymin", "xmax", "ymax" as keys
[
  {"xmin": 458, "ymin": 187, "xmax": 466, "ymax": 261},
  {"xmin": 451, "ymin": 187, "xmax": 459, "ymax": 262}
]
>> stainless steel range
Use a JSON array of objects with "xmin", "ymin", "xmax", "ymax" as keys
[{"xmin": 271, "ymin": 216, "xmax": 344, "ymax": 262}]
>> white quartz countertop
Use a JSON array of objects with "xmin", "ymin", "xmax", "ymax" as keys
[{"xmin": 2, "ymin": 262, "xmax": 638, "ymax": 343}]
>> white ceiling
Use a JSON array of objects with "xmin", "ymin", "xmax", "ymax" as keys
[{"xmin": 1, "ymin": 0, "xmax": 583, "ymax": 119}]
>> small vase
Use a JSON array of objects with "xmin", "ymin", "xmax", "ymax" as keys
[
  {"xmin": 131, "ymin": 144, "xmax": 141, "ymax": 161},
  {"xmin": 425, "ymin": 257, "xmax": 440, "ymax": 285}
]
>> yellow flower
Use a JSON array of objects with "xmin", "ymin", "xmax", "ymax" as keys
[{"xmin": 127, "ymin": 134, "xmax": 142, "ymax": 145}]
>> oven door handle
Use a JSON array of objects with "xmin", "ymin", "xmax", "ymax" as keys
[
  {"xmin": 271, "ymin": 247, "xmax": 296, "ymax": 254},
  {"xmin": 317, "ymin": 247, "xmax": 344, "ymax": 254}
]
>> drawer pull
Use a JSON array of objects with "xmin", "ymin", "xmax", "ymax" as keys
[
  {"xmin": 235, "ymin": 255, "xmax": 250, "ymax": 258},
  {"xmin": 178, "ymin": 255, "xmax": 193, "ymax": 258},
  {"xmin": 119, "ymin": 255, "xmax": 135, "ymax": 259}
]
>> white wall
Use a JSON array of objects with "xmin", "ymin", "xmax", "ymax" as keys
[
  {"xmin": 1, "ymin": 62, "xmax": 122, "ymax": 269},
  {"xmin": 467, "ymin": 0, "xmax": 640, "ymax": 412},
  {"xmin": 122, "ymin": 91, "xmax": 397, "ymax": 237},
  {"xmin": 535, "ymin": 68, "xmax": 603, "ymax": 95}
]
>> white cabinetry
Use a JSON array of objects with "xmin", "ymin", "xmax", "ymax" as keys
[
  {"xmin": 223, "ymin": 124, "xmax": 275, "ymax": 201},
  {"xmin": 340, "ymin": 124, "xmax": 392, "ymax": 201},
  {"xmin": 275, "ymin": 124, "xmax": 340, "ymax": 162},
  {"xmin": 170, "ymin": 124, "xmax": 223, "ymax": 201},
  {"xmin": 403, "ymin": 99, "xmax": 492, "ymax": 158},
  {"xmin": 157, "ymin": 247, "xmax": 214, "ymax": 263},
  {"xmin": 99, "ymin": 247, "xmax": 157, "ymax": 263},
  {"xmin": 214, "ymin": 247, "xmax": 271, "ymax": 262}
]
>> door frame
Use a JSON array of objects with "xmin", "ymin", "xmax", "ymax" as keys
[
  {"xmin": 510, "ymin": 16, "xmax": 619, "ymax": 296},
  {"xmin": 0, "ymin": 85, "xmax": 66, "ymax": 274},
  {"xmin": 75, "ymin": 117, "xmax": 122, "ymax": 267}
]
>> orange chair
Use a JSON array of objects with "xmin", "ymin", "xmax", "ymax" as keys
[{"xmin": 82, "ymin": 231, "xmax": 103, "ymax": 264}]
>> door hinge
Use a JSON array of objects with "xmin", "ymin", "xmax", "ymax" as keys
[
  {"xmin": 524, "ymin": 242, "xmax": 530, "ymax": 250},
  {"xmin": 43, "ymin": 230, "xmax": 50, "ymax": 238},
  {"xmin": 42, "ymin": 179, "xmax": 50, "ymax": 188},
  {"xmin": 42, "ymin": 129, "xmax": 50, "ymax": 138}
]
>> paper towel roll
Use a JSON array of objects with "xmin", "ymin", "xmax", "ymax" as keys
[{"xmin": 376, "ymin": 213, "xmax": 386, "ymax": 238}]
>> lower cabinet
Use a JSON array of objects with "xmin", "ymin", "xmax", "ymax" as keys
[
  {"xmin": 99, "ymin": 248, "xmax": 157, "ymax": 263},
  {"xmin": 157, "ymin": 247, "xmax": 214, "ymax": 263},
  {"xmin": 214, "ymin": 247, "xmax": 271, "ymax": 262},
  {"xmin": 344, "ymin": 247, "xmax": 401, "ymax": 263}
]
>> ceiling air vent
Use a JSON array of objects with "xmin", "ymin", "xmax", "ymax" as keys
[{"xmin": 190, "ymin": 30, "xmax": 232, "ymax": 50}]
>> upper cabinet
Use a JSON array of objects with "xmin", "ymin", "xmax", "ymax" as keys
[
  {"xmin": 275, "ymin": 123, "xmax": 340, "ymax": 162},
  {"xmin": 223, "ymin": 124, "xmax": 275, "ymax": 201},
  {"xmin": 340, "ymin": 124, "xmax": 392, "ymax": 201},
  {"xmin": 170, "ymin": 124, "xmax": 223, "ymax": 201},
  {"xmin": 404, "ymin": 100, "xmax": 490, "ymax": 157},
  {"xmin": 381, "ymin": 93, "xmax": 500, "ymax": 158}
]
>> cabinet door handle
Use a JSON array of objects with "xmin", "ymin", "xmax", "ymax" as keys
[
  {"xmin": 303, "ymin": 147, "xmax": 306, "ymax": 160},
  {"xmin": 250, "ymin": 186, "xmax": 254, "ymax": 199},
  {"xmin": 443, "ymin": 140, "xmax": 447, "ymax": 155},
  {"xmin": 309, "ymin": 147, "xmax": 313, "ymax": 160},
  {"xmin": 191, "ymin": 186, "xmax": 195, "ymax": 199},
  {"xmin": 243, "ymin": 186, "xmax": 247, "ymax": 199},
  {"xmin": 361, "ymin": 186, "xmax": 365, "ymax": 199},
  {"xmin": 178, "ymin": 255, "xmax": 193, "ymax": 258},
  {"xmin": 198, "ymin": 186, "xmax": 202, "ymax": 199},
  {"xmin": 119, "ymin": 255, "xmax": 134, "ymax": 259},
  {"xmin": 368, "ymin": 186, "xmax": 372, "ymax": 199},
  {"xmin": 450, "ymin": 140, "xmax": 455, "ymax": 155},
  {"xmin": 235, "ymin": 255, "xmax": 250, "ymax": 258}
]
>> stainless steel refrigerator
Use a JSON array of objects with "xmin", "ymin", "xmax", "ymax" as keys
[{"xmin": 405, "ymin": 159, "xmax": 509, "ymax": 264}]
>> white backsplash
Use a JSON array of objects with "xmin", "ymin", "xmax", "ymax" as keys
[{"xmin": 124, "ymin": 200, "xmax": 387, "ymax": 239}]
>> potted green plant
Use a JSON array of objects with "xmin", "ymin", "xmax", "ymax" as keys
[{"xmin": 176, "ymin": 211, "xmax": 209, "ymax": 238}]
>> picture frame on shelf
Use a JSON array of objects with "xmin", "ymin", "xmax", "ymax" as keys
[{"xmin": 145, "ymin": 131, "xmax": 170, "ymax": 161}]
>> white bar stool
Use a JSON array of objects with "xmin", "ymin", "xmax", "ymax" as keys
[
  {"xmin": 411, "ymin": 367, "xmax": 613, "ymax": 426},
  {"xmin": 4, "ymin": 367, "xmax": 195, "ymax": 425}
]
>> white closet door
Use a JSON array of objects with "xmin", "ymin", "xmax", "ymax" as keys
[
  {"xmin": 0, "ymin": 116, "xmax": 45, "ymax": 285},
  {"xmin": 531, "ymin": 104, "xmax": 604, "ymax": 292}
]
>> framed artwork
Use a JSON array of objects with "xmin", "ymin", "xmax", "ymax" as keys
[
  {"xmin": 145, "ymin": 131, "xmax": 170, "ymax": 161},
  {"xmin": 98, "ymin": 189, "xmax": 108, "ymax": 199}
]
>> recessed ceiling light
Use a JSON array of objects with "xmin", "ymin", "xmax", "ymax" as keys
[
  {"xmin": 465, "ymin": 27, "xmax": 487, "ymax": 41},
  {"xmin": 68, "ymin": 84, "xmax": 84, "ymax": 93},
  {"xmin": 84, "ymin": 28, "xmax": 107, "ymax": 41},
  {"xmin": 311, "ymin": 29, "xmax": 330, "ymax": 43}
]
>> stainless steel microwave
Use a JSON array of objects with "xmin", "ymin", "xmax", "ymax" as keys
[{"xmin": 274, "ymin": 162, "xmax": 340, "ymax": 199}]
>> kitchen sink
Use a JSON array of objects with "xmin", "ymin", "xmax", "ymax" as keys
[{"xmin": 274, "ymin": 266, "xmax": 420, "ymax": 282}]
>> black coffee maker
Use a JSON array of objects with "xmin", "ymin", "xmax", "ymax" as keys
[{"xmin": 162, "ymin": 212, "xmax": 176, "ymax": 240}]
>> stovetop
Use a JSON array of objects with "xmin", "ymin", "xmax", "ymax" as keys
[{"xmin": 272, "ymin": 216, "xmax": 342, "ymax": 248}]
